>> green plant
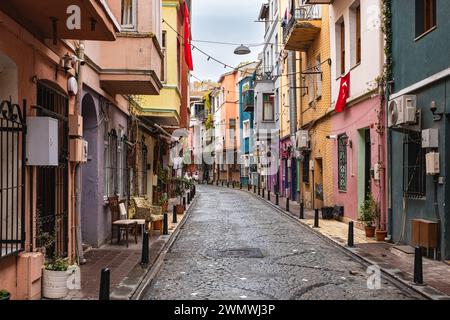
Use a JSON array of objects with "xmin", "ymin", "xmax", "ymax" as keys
[
  {"xmin": 359, "ymin": 193, "xmax": 379, "ymax": 227},
  {"xmin": 158, "ymin": 165, "xmax": 168, "ymax": 184},
  {"xmin": 0, "ymin": 289, "xmax": 10, "ymax": 299},
  {"xmin": 45, "ymin": 257, "xmax": 69, "ymax": 272},
  {"xmin": 157, "ymin": 193, "xmax": 168, "ymax": 206}
]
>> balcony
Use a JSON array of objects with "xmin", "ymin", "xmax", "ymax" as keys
[
  {"xmin": 0, "ymin": 0, "xmax": 119, "ymax": 41},
  {"xmin": 91, "ymin": 33, "xmax": 163, "ymax": 95},
  {"xmin": 283, "ymin": 4, "xmax": 322, "ymax": 51},
  {"xmin": 243, "ymin": 89, "xmax": 255, "ymax": 112}
]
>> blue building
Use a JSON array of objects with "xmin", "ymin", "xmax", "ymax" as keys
[
  {"xmin": 389, "ymin": 0, "xmax": 450, "ymax": 260},
  {"xmin": 238, "ymin": 72, "xmax": 256, "ymax": 186}
]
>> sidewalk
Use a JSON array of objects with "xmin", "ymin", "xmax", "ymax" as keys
[
  {"xmin": 232, "ymin": 184, "xmax": 450, "ymax": 300},
  {"xmin": 65, "ymin": 195, "xmax": 195, "ymax": 300}
]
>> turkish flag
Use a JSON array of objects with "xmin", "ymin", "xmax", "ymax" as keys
[
  {"xmin": 335, "ymin": 72, "xmax": 350, "ymax": 113},
  {"xmin": 183, "ymin": 2, "xmax": 194, "ymax": 71}
]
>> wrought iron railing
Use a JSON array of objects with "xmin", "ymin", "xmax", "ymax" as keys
[{"xmin": 283, "ymin": 4, "xmax": 322, "ymax": 41}]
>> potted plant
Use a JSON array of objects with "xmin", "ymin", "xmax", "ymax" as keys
[
  {"xmin": 157, "ymin": 193, "xmax": 169, "ymax": 213},
  {"xmin": 42, "ymin": 257, "xmax": 70, "ymax": 299},
  {"xmin": 172, "ymin": 177, "xmax": 185, "ymax": 215},
  {"xmin": 359, "ymin": 193, "xmax": 377, "ymax": 238},
  {"xmin": 374, "ymin": 203, "xmax": 387, "ymax": 242},
  {"xmin": 0, "ymin": 289, "xmax": 10, "ymax": 301}
]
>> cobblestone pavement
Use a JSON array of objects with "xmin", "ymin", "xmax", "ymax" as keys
[{"xmin": 141, "ymin": 186, "xmax": 420, "ymax": 300}]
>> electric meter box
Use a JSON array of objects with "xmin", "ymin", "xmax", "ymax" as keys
[
  {"xmin": 26, "ymin": 117, "xmax": 59, "ymax": 166},
  {"xmin": 422, "ymin": 128, "xmax": 439, "ymax": 148},
  {"xmin": 425, "ymin": 152, "xmax": 440, "ymax": 175}
]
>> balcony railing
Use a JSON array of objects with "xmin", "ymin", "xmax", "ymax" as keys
[
  {"xmin": 243, "ymin": 89, "xmax": 255, "ymax": 112},
  {"xmin": 283, "ymin": 4, "xmax": 322, "ymax": 43}
]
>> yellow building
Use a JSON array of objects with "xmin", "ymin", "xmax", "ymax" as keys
[{"xmin": 283, "ymin": 3, "xmax": 333, "ymax": 209}]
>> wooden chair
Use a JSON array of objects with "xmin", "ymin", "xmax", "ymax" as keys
[{"xmin": 108, "ymin": 196, "xmax": 138, "ymax": 248}]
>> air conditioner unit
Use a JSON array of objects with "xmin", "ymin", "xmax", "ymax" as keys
[
  {"xmin": 388, "ymin": 95, "xmax": 417, "ymax": 127},
  {"xmin": 296, "ymin": 130, "xmax": 309, "ymax": 150}
]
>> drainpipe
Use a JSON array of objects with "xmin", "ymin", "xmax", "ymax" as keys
[
  {"xmin": 433, "ymin": 175, "xmax": 442, "ymax": 260},
  {"xmin": 288, "ymin": 51, "xmax": 297, "ymax": 201},
  {"xmin": 74, "ymin": 41, "xmax": 86, "ymax": 265}
]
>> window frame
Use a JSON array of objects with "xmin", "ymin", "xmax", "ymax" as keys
[
  {"xmin": 415, "ymin": 0, "xmax": 437, "ymax": 39},
  {"xmin": 262, "ymin": 93, "xmax": 275, "ymax": 122},
  {"xmin": 121, "ymin": 0, "xmax": 137, "ymax": 30},
  {"xmin": 403, "ymin": 132, "xmax": 426, "ymax": 198}
]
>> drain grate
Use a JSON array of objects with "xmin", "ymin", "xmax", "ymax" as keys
[{"xmin": 208, "ymin": 248, "xmax": 264, "ymax": 259}]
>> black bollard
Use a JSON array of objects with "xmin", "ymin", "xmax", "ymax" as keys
[
  {"xmin": 163, "ymin": 213, "xmax": 169, "ymax": 235},
  {"xmin": 268, "ymin": 190, "xmax": 271, "ymax": 201},
  {"xmin": 276, "ymin": 193, "xmax": 279, "ymax": 206},
  {"xmin": 183, "ymin": 197, "xmax": 186, "ymax": 210},
  {"xmin": 314, "ymin": 209, "xmax": 320, "ymax": 228},
  {"xmin": 300, "ymin": 202, "xmax": 304, "ymax": 219},
  {"xmin": 262, "ymin": 188, "xmax": 265, "ymax": 199},
  {"xmin": 141, "ymin": 231, "xmax": 149, "ymax": 265},
  {"xmin": 413, "ymin": 247, "xmax": 424, "ymax": 285},
  {"xmin": 173, "ymin": 205, "xmax": 178, "ymax": 223},
  {"xmin": 286, "ymin": 197, "xmax": 290, "ymax": 212},
  {"xmin": 227, "ymin": 182, "xmax": 230, "ymax": 188},
  {"xmin": 348, "ymin": 221, "xmax": 354, "ymax": 247},
  {"xmin": 254, "ymin": 186, "xmax": 256, "ymax": 193},
  {"xmin": 258, "ymin": 187, "xmax": 261, "ymax": 196},
  {"xmin": 240, "ymin": 183, "xmax": 242, "ymax": 190},
  {"xmin": 248, "ymin": 184, "xmax": 251, "ymax": 191},
  {"xmin": 222, "ymin": 181, "xmax": 224, "ymax": 187},
  {"xmin": 99, "ymin": 268, "xmax": 110, "ymax": 300}
]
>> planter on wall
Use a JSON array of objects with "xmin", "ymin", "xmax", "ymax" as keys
[{"xmin": 42, "ymin": 270, "xmax": 69, "ymax": 299}]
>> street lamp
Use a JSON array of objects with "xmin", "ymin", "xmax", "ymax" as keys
[{"xmin": 234, "ymin": 44, "xmax": 251, "ymax": 55}]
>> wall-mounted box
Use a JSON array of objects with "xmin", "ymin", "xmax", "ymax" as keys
[
  {"xmin": 70, "ymin": 138, "xmax": 88, "ymax": 163},
  {"xmin": 422, "ymin": 128, "xmax": 439, "ymax": 148},
  {"xmin": 26, "ymin": 117, "xmax": 59, "ymax": 166},
  {"xmin": 69, "ymin": 114, "xmax": 83, "ymax": 137},
  {"xmin": 425, "ymin": 152, "xmax": 440, "ymax": 175}
]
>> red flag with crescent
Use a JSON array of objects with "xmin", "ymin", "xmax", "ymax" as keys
[
  {"xmin": 335, "ymin": 72, "xmax": 350, "ymax": 113},
  {"xmin": 183, "ymin": 2, "xmax": 194, "ymax": 71}
]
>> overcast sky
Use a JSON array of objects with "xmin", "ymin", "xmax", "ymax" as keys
[{"xmin": 191, "ymin": 0, "xmax": 266, "ymax": 82}]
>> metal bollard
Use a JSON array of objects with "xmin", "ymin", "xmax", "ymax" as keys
[
  {"xmin": 99, "ymin": 268, "xmax": 110, "ymax": 300},
  {"xmin": 300, "ymin": 202, "xmax": 304, "ymax": 219},
  {"xmin": 240, "ymin": 183, "xmax": 242, "ymax": 190},
  {"xmin": 314, "ymin": 209, "xmax": 319, "ymax": 228},
  {"xmin": 276, "ymin": 193, "xmax": 279, "ymax": 206},
  {"xmin": 141, "ymin": 231, "xmax": 149, "ymax": 265},
  {"xmin": 183, "ymin": 197, "xmax": 186, "ymax": 210},
  {"xmin": 413, "ymin": 247, "xmax": 424, "ymax": 285},
  {"xmin": 222, "ymin": 181, "xmax": 224, "ymax": 187},
  {"xmin": 163, "ymin": 213, "xmax": 169, "ymax": 235},
  {"xmin": 286, "ymin": 197, "xmax": 290, "ymax": 212},
  {"xmin": 254, "ymin": 186, "xmax": 256, "ymax": 193},
  {"xmin": 173, "ymin": 205, "xmax": 178, "ymax": 223},
  {"xmin": 248, "ymin": 184, "xmax": 251, "ymax": 191},
  {"xmin": 348, "ymin": 221, "xmax": 354, "ymax": 247},
  {"xmin": 258, "ymin": 187, "xmax": 261, "ymax": 196},
  {"xmin": 262, "ymin": 188, "xmax": 265, "ymax": 199},
  {"xmin": 227, "ymin": 182, "xmax": 230, "ymax": 188},
  {"xmin": 268, "ymin": 190, "xmax": 271, "ymax": 201}
]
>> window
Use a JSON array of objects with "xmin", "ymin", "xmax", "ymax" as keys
[
  {"xmin": 121, "ymin": 0, "xmax": 136, "ymax": 29},
  {"xmin": 243, "ymin": 120, "xmax": 250, "ymax": 138},
  {"xmin": 355, "ymin": 5, "xmax": 361, "ymax": 64},
  {"xmin": 263, "ymin": 93, "xmax": 275, "ymax": 121},
  {"xmin": 316, "ymin": 55, "xmax": 322, "ymax": 98},
  {"xmin": 109, "ymin": 130, "xmax": 118, "ymax": 196},
  {"xmin": 340, "ymin": 20, "xmax": 346, "ymax": 75},
  {"xmin": 415, "ymin": 0, "xmax": 436, "ymax": 38},
  {"xmin": 302, "ymin": 153, "xmax": 310, "ymax": 184},
  {"xmin": 161, "ymin": 31, "xmax": 167, "ymax": 83},
  {"xmin": 338, "ymin": 134, "xmax": 348, "ymax": 192},
  {"xmin": 403, "ymin": 132, "xmax": 426, "ymax": 198},
  {"xmin": 104, "ymin": 127, "xmax": 110, "ymax": 198},
  {"xmin": 117, "ymin": 130, "xmax": 128, "ymax": 199}
]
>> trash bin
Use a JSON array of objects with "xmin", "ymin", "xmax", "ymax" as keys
[{"xmin": 321, "ymin": 207, "xmax": 334, "ymax": 220}]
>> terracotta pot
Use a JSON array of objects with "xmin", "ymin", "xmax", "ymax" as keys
[
  {"xmin": 364, "ymin": 226, "xmax": 376, "ymax": 238},
  {"xmin": 43, "ymin": 269, "xmax": 69, "ymax": 299},
  {"xmin": 162, "ymin": 203, "xmax": 168, "ymax": 213},
  {"xmin": 175, "ymin": 204, "xmax": 184, "ymax": 215},
  {"xmin": 0, "ymin": 292, "xmax": 10, "ymax": 300},
  {"xmin": 376, "ymin": 230, "xmax": 388, "ymax": 242}
]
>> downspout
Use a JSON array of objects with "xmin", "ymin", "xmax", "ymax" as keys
[
  {"xmin": 74, "ymin": 41, "xmax": 86, "ymax": 264},
  {"xmin": 288, "ymin": 51, "xmax": 297, "ymax": 200}
]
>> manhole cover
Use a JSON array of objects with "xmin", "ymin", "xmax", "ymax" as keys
[{"xmin": 208, "ymin": 248, "xmax": 264, "ymax": 259}]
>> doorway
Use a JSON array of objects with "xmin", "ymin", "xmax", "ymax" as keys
[
  {"xmin": 314, "ymin": 158, "xmax": 324, "ymax": 209},
  {"xmin": 364, "ymin": 128, "xmax": 372, "ymax": 200}
]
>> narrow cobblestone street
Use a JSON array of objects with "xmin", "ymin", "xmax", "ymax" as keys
[{"xmin": 141, "ymin": 186, "xmax": 420, "ymax": 300}]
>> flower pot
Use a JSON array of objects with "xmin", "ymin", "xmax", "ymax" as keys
[
  {"xmin": 43, "ymin": 269, "xmax": 69, "ymax": 299},
  {"xmin": 364, "ymin": 226, "xmax": 376, "ymax": 238},
  {"xmin": 175, "ymin": 204, "xmax": 184, "ymax": 215},
  {"xmin": 162, "ymin": 202, "xmax": 169, "ymax": 213},
  {"xmin": 376, "ymin": 230, "xmax": 388, "ymax": 242},
  {"xmin": 0, "ymin": 292, "xmax": 10, "ymax": 300}
]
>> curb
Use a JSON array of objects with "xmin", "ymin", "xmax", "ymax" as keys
[
  {"xmin": 127, "ymin": 193, "xmax": 200, "ymax": 300},
  {"xmin": 218, "ymin": 185, "xmax": 447, "ymax": 300}
]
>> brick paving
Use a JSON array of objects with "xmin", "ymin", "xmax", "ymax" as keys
[{"xmin": 65, "ymin": 197, "xmax": 186, "ymax": 300}]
